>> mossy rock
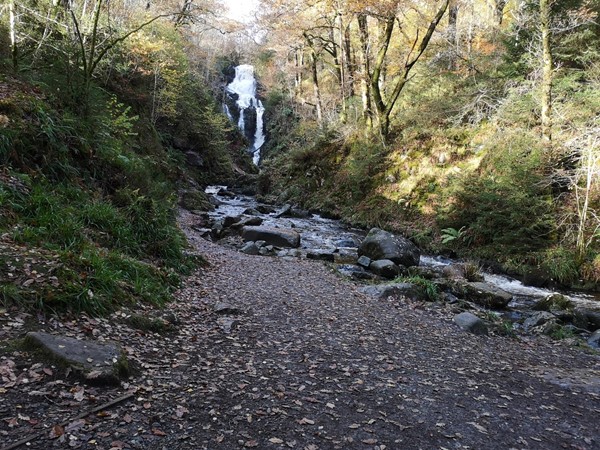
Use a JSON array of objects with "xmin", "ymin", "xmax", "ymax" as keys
[
  {"xmin": 533, "ymin": 294, "xmax": 574, "ymax": 312},
  {"xmin": 23, "ymin": 332, "xmax": 130, "ymax": 385},
  {"xmin": 179, "ymin": 190, "xmax": 214, "ymax": 211}
]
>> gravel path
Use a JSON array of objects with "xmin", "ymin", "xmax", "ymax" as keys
[
  {"xmin": 161, "ymin": 211, "xmax": 600, "ymax": 449},
  {"xmin": 1, "ymin": 210, "xmax": 599, "ymax": 450}
]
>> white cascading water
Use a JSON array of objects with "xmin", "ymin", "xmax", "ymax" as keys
[{"xmin": 226, "ymin": 64, "xmax": 265, "ymax": 165}]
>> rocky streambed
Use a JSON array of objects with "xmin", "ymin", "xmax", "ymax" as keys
[{"xmin": 194, "ymin": 186, "xmax": 600, "ymax": 348}]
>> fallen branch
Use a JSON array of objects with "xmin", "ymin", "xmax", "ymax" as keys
[{"xmin": 0, "ymin": 392, "xmax": 135, "ymax": 450}]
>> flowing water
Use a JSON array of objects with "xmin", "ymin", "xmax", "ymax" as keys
[
  {"xmin": 225, "ymin": 65, "xmax": 265, "ymax": 165},
  {"xmin": 207, "ymin": 187, "xmax": 600, "ymax": 312}
]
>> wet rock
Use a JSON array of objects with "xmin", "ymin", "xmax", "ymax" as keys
[
  {"xmin": 256, "ymin": 205, "xmax": 276, "ymax": 214},
  {"xmin": 587, "ymin": 330, "xmax": 600, "ymax": 348},
  {"xmin": 335, "ymin": 238, "xmax": 358, "ymax": 248},
  {"xmin": 214, "ymin": 302, "xmax": 241, "ymax": 315},
  {"xmin": 443, "ymin": 264, "xmax": 467, "ymax": 279},
  {"xmin": 358, "ymin": 228, "xmax": 420, "ymax": 267},
  {"xmin": 24, "ymin": 332, "xmax": 128, "ymax": 384},
  {"xmin": 307, "ymin": 250, "xmax": 335, "ymax": 262},
  {"xmin": 370, "ymin": 259, "xmax": 401, "ymax": 279},
  {"xmin": 454, "ymin": 312, "xmax": 488, "ymax": 336},
  {"xmin": 243, "ymin": 208, "xmax": 261, "ymax": 215},
  {"xmin": 240, "ymin": 242, "xmax": 260, "ymax": 255},
  {"xmin": 407, "ymin": 266, "xmax": 442, "ymax": 280},
  {"xmin": 242, "ymin": 226, "xmax": 301, "ymax": 248},
  {"xmin": 360, "ymin": 283, "xmax": 425, "ymax": 301},
  {"xmin": 533, "ymin": 293, "xmax": 574, "ymax": 312},
  {"xmin": 211, "ymin": 219, "xmax": 225, "ymax": 239},
  {"xmin": 522, "ymin": 267, "xmax": 552, "ymax": 288},
  {"xmin": 217, "ymin": 189, "xmax": 236, "ymax": 198},
  {"xmin": 337, "ymin": 265, "xmax": 374, "ymax": 280},
  {"xmin": 223, "ymin": 215, "xmax": 242, "ymax": 228},
  {"xmin": 275, "ymin": 204, "xmax": 292, "ymax": 218},
  {"xmin": 524, "ymin": 311, "xmax": 557, "ymax": 331},
  {"xmin": 453, "ymin": 281, "xmax": 513, "ymax": 309},
  {"xmin": 357, "ymin": 256, "xmax": 371, "ymax": 268},
  {"xmin": 231, "ymin": 216, "xmax": 263, "ymax": 229},
  {"xmin": 573, "ymin": 308, "xmax": 600, "ymax": 331},
  {"xmin": 208, "ymin": 196, "xmax": 222, "ymax": 208}
]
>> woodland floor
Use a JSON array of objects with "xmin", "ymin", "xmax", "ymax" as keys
[{"xmin": 1, "ymin": 209, "xmax": 600, "ymax": 450}]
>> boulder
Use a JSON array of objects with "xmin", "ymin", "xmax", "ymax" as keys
[
  {"xmin": 524, "ymin": 311, "xmax": 556, "ymax": 330},
  {"xmin": 335, "ymin": 238, "xmax": 358, "ymax": 248},
  {"xmin": 357, "ymin": 256, "xmax": 371, "ymax": 268},
  {"xmin": 573, "ymin": 308, "xmax": 600, "ymax": 331},
  {"xmin": 587, "ymin": 330, "xmax": 600, "ymax": 348},
  {"xmin": 533, "ymin": 293, "xmax": 573, "ymax": 312},
  {"xmin": 455, "ymin": 281, "xmax": 513, "ymax": 309},
  {"xmin": 24, "ymin": 332, "xmax": 128, "ymax": 384},
  {"xmin": 337, "ymin": 265, "xmax": 374, "ymax": 280},
  {"xmin": 307, "ymin": 250, "xmax": 335, "ymax": 262},
  {"xmin": 223, "ymin": 215, "xmax": 242, "ymax": 228},
  {"xmin": 370, "ymin": 259, "xmax": 402, "ymax": 279},
  {"xmin": 231, "ymin": 216, "xmax": 263, "ymax": 230},
  {"xmin": 454, "ymin": 312, "xmax": 488, "ymax": 335},
  {"xmin": 358, "ymin": 228, "xmax": 420, "ymax": 267},
  {"xmin": 359, "ymin": 283, "xmax": 425, "ymax": 301},
  {"xmin": 243, "ymin": 208, "xmax": 261, "ymax": 216},
  {"xmin": 241, "ymin": 226, "xmax": 301, "ymax": 248},
  {"xmin": 256, "ymin": 205, "xmax": 276, "ymax": 214},
  {"xmin": 443, "ymin": 264, "xmax": 467, "ymax": 280},
  {"xmin": 240, "ymin": 242, "xmax": 260, "ymax": 255}
]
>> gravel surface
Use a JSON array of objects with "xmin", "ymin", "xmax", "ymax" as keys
[{"xmin": 1, "ymin": 209, "xmax": 599, "ymax": 450}]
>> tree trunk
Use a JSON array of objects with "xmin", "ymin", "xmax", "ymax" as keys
[
  {"xmin": 357, "ymin": 14, "xmax": 372, "ymax": 129},
  {"xmin": 304, "ymin": 36, "xmax": 323, "ymax": 124},
  {"xmin": 371, "ymin": 0, "xmax": 450, "ymax": 138},
  {"xmin": 9, "ymin": 0, "xmax": 18, "ymax": 71},
  {"xmin": 344, "ymin": 24, "xmax": 355, "ymax": 97},
  {"xmin": 447, "ymin": 0, "xmax": 459, "ymax": 70},
  {"xmin": 337, "ymin": 12, "xmax": 347, "ymax": 123},
  {"xmin": 540, "ymin": 0, "xmax": 553, "ymax": 143},
  {"xmin": 494, "ymin": 0, "xmax": 508, "ymax": 25}
]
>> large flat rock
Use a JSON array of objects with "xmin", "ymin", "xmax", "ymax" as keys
[
  {"xmin": 241, "ymin": 226, "xmax": 301, "ymax": 248},
  {"xmin": 25, "ymin": 332, "xmax": 128, "ymax": 384}
]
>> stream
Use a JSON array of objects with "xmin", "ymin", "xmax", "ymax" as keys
[{"xmin": 205, "ymin": 186, "xmax": 600, "ymax": 315}]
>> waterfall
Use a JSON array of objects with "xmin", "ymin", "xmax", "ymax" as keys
[{"xmin": 225, "ymin": 64, "xmax": 265, "ymax": 165}]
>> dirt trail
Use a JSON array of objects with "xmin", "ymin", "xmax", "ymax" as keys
[{"xmin": 1, "ymin": 210, "xmax": 599, "ymax": 450}]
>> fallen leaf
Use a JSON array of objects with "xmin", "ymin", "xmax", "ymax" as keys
[{"xmin": 152, "ymin": 428, "xmax": 166, "ymax": 436}]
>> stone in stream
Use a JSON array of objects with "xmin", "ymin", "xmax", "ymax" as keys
[
  {"xmin": 357, "ymin": 255, "xmax": 371, "ymax": 268},
  {"xmin": 306, "ymin": 250, "xmax": 336, "ymax": 262},
  {"xmin": 243, "ymin": 207, "xmax": 261, "ymax": 216},
  {"xmin": 369, "ymin": 259, "xmax": 402, "ymax": 279},
  {"xmin": 24, "ymin": 332, "xmax": 128, "ymax": 384},
  {"xmin": 358, "ymin": 228, "xmax": 420, "ymax": 267},
  {"xmin": 533, "ymin": 293, "xmax": 574, "ymax": 312},
  {"xmin": 223, "ymin": 215, "xmax": 242, "ymax": 228},
  {"xmin": 454, "ymin": 312, "xmax": 488, "ymax": 336},
  {"xmin": 524, "ymin": 311, "xmax": 557, "ymax": 331},
  {"xmin": 230, "ymin": 216, "xmax": 263, "ymax": 230},
  {"xmin": 573, "ymin": 308, "xmax": 600, "ymax": 331},
  {"xmin": 241, "ymin": 226, "xmax": 301, "ymax": 248},
  {"xmin": 453, "ymin": 281, "xmax": 513, "ymax": 309}
]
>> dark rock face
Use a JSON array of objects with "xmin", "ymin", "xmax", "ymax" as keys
[
  {"xmin": 454, "ymin": 312, "xmax": 488, "ymax": 336},
  {"xmin": 358, "ymin": 228, "xmax": 420, "ymax": 267},
  {"xmin": 533, "ymin": 294, "xmax": 573, "ymax": 312},
  {"xmin": 588, "ymin": 330, "xmax": 600, "ymax": 348},
  {"xmin": 241, "ymin": 226, "xmax": 301, "ymax": 248}
]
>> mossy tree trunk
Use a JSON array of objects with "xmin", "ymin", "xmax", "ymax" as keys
[{"xmin": 540, "ymin": 0, "xmax": 553, "ymax": 144}]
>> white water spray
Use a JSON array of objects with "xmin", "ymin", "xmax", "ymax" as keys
[{"xmin": 226, "ymin": 64, "xmax": 265, "ymax": 165}]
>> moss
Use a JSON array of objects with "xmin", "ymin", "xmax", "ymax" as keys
[{"xmin": 125, "ymin": 314, "xmax": 174, "ymax": 334}]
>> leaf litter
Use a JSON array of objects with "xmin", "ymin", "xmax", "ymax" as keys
[{"xmin": 0, "ymin": 208, "xmax": 597, "ymax": 449}]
